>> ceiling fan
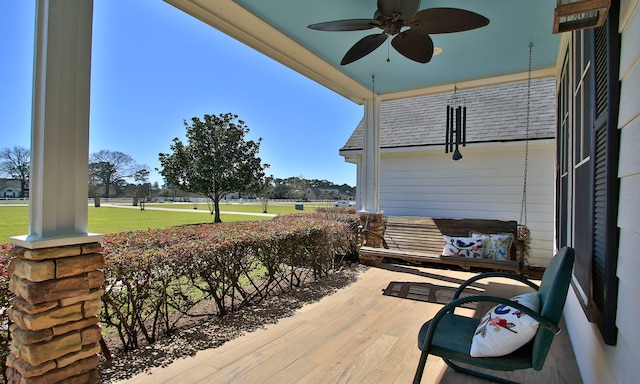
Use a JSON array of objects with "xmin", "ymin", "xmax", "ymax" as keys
[{"xmin": 308, "ymin": 0, "xmax": 490, "ymax": 65}]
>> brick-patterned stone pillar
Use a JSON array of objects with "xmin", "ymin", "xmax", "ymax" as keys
[{"xmin": 5, "ymin": 243, "xmax": 104, "ymax": 383}]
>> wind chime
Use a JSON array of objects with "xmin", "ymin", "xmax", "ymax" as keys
[{"xmin": 445, "ymin": 86, "xmax": 466, "ymax": 160}]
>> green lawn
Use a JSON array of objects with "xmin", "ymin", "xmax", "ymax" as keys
[
  {"xmin": 137, "ymin": 201, "xmax": 325, "ymax": 215},
  {"xmin": 0, "ymin": 206, "xmax": 28, "ymax": 243},
  {"xmin": 0, "ymin": 205, "xmax": 273, "ymax": 244}
]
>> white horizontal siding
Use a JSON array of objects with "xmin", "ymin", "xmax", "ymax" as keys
[
  {"xmin": 612, "ymin": 1, "xmax": 640, "ymax": 382},
  {"xmin": 378, "ymin": 141, "xmax": 555, "ymax": 267},
  {"xmin": 618, "ymin": 111, "xmax": 640, "ymax": 178}
]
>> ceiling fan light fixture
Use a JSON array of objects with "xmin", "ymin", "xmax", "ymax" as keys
[
  {"xmin": 308, "ymin": 0, "xmax": 489, "ymax": 65},
  {"xmin": 553, "ymin": 0, "xmax": 610, "ymax": 33}
]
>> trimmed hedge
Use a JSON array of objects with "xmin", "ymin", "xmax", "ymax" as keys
[
  {"xmin": 315, "ymin": 206, "xmax": 356, "ymax": 215},
  {"xmin": 101, "ymin": 215, "xmax": 355, "ymax": 351},
  {"xmin": 0, "ymin": 213, "xmax": 359, "ymax": 357},
  {"xmin": 276, "ymin": 210, "xmax": 360, "ymax": 262}
]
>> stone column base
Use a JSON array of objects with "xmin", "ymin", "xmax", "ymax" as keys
[{"xmin": 6, "ymin": 243, "xmax": 104, "ymax": 384}]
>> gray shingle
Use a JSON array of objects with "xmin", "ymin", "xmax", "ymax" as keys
[{"xmin": 340, "ymin": 77, "xmax": 556, "ymax": 152}]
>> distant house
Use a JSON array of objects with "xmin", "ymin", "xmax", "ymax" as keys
[
  {"xmin": 0, "ymin": 178, "xmax": 27, "ymax": 198},
  {"xmin": 340, "ymin": 77, "xmax": 556, "ymax": 267}
]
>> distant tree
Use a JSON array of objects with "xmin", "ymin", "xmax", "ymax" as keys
[
  {"xmin": 134, "ymin": 168, "xmax": 150, "ymax": 184},
  {"xmin": 157, "ymin": 182, "xmax": 187, "ymax": 200},
  {"xmin": 309, "ymin": 179, "xmax": 333, "ymax": 188},
  {"xmin": 283, "ymin": 176, "xmax": 309, "ymax": 199},
  {"xmin": 158, "ymin": 113, "xmax": 269, "ymax": 223},
  {"xmin": 0, "ymin": 146, "xmax": 30, "ymax": 197},
  {"xmin": 133, "ymin": 168, "xmax": 150, "ymax": 200},
  {"xmin": 272, "ymin": 179, "xmax": 291, "ymax": 199},
  {"xmin": 89, "ymin": 150, "xmax": 146, "ymax": 198},
  {"xmin": 258, "ymin": 175, "xmax": 275, "ymax": 213}
]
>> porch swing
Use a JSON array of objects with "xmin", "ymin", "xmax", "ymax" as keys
[{"xmin": 359, "ymin": 45, "xmax": 534, "ymax": 275}]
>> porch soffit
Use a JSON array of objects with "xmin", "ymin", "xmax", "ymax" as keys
[{"xmin": 164, "ymin": 0, "xmax": 561, "ymax": 104}]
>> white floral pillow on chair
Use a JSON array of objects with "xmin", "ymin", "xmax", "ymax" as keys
[
  {"xmin": 442, "ymin": 235, "xmax": 485, "ymax": 258},
  {"xmin": 470, "ymin": 292, "xmax": 540, "ymax": 357}
]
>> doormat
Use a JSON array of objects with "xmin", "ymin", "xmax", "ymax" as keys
[{"xmin": 382, "ymin": 281, "xmax": 479, "ymax": 309}]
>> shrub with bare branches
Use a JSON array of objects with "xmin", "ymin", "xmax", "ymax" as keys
[{"xmin": 100, "ymin": 217, "xmax": 351, "ymax": 351}]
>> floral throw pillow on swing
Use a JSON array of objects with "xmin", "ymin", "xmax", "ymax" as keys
[
  {"xmin": 442, "ymin": 235, "xmax": 485, "ymax": 258},
  {"xmin": 470, "ymin": 292, "xmax": 540, "ymax": 357},
  {"xmin": 470, "ymin": 232, "xmax": 514, "ymax": 261}
]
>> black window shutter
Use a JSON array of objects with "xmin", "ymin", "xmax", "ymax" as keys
[{"xmin": 591, "ymin": 7, "xmax": 620, "ymax": 346}]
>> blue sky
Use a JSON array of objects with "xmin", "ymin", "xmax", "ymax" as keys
[{"xmin": 0, "ymin": 1, "xmax": 363, "ymax": 187}]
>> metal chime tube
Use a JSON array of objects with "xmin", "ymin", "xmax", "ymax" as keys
[
  {"xmin": 449, "ymin": 106, "xmax": 454, "ymax": 152},
  {"xmin": 445, "ymin": 105, "xmax": 450, "ymax": 153},
  {"xmin": 445, "ymin": 90, "xmax": 467, "ymax": 160},
  {"xmin": 462, "ymin": 106, "xmax": 467, "ymax": 146},
  {"xmin": 453, "ymin": 107, "xmax": 462, "ymax": 160},
  {"xmin": 456, "ymin": 106, "xmax": 461, "ymax": 148}
]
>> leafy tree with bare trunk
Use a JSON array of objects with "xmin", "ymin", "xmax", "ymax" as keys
[
  {"xmin": 0, "ymin": 146, "xmax": 30, "ymax": 197},
  {"xmin": 89, "ymin": 150, "xmax": 148, "ymax": 198},
  {"xmin": 158, "ymin": 113, "xmax": 269, "ymax": 223},
  {"xmin": 259, "ymin": 175, "xmax": 275, "ymax": 213}
]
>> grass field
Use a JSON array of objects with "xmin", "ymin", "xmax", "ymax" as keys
[
  {"xmin": 0, "ymin": 204, "xmax": 314, "ymax": 244},
  {"xmin": 135, "ymin": 201, "xmax": 326, "ymax": 215}
]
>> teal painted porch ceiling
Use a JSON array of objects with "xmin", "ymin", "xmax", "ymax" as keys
[{"xmin": 235, "ymin": 0, "xmax": 561, "ymax": 95}]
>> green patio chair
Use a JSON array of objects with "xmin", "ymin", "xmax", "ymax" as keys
[{"xmin": 413, "ymin": 246, "xmax": 575, "ymax": 384}]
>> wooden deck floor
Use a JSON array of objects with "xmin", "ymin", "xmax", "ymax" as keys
[{"xmin": 116, "ymin": 264, "xmax": 582, "ymax": 384}]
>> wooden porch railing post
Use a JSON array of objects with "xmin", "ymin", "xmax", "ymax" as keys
[{"xmin": 358, "ymin": 213, "xmax": 385, "ymax": 266}]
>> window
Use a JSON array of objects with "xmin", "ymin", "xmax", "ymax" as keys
[{"xmin": 555, "ymin": 7, "xmax": 620, "ymax": 345}]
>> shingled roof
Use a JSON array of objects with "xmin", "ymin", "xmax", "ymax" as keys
[{"xmin": 340, "ymin": 77, "xmax": 556, "ymax": 153}]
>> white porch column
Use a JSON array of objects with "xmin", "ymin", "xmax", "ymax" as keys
[
  {"xmin": 356, "ymin": 159, "xmax": 364, "ymax": 211},
  {"xmin": 12, "ymin": 0, "xmax": 101, "ymax": 248},
  {"xmin": 359, "ymin": 98, "xmax": 381, "ymax": 214},
  {"xmin": 6, "ymin": 2, "xmax": 104, "ymax": 382},
  {"xmin": 356, "ymin": 98, "xmax": 384, "ymax": 258}
]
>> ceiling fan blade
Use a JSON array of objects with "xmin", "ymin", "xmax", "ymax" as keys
[
  {"xmin": 391, "ymin": 31, "xmax": 434, "ymax": 63},
  {"xmin": 377, "ymin": 0, "xmax": 421, "ymax": 20},
  {"xmin": 308, "ymin": 19, "xmax": 380, "ymax": 31},
  {"xmin": 341, "ymin": 34, "xmax": 388, "ymax": 65},
  {"xmin": 409, "ymin": 8, "xmax": 490, "ymax": 35}
]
